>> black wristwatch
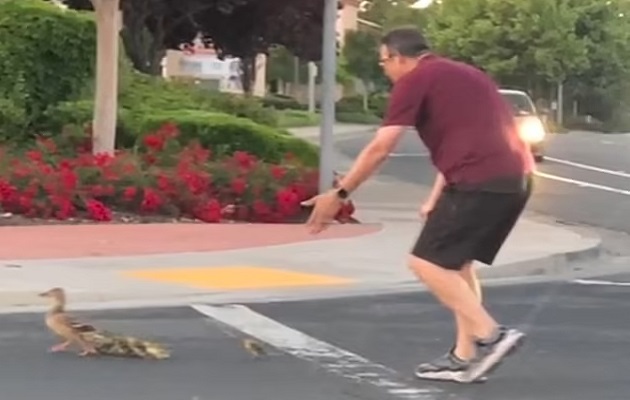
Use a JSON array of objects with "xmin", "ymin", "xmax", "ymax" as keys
[{"xmin": 335, "ymin": 187, "xmax": 349, "ymax": 199}]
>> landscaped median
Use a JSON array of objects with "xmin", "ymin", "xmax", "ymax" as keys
[
  {"xmin": 0, "ymin": 0, "xmax": 365, "ymax": 227},
  {"xmin": 0, "ymin": 122, "xmax": 356, "ymax": 225}
]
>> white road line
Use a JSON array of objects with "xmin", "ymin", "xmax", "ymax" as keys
[
  {"xmin": 191, "ymin": 304, "xmax": 446, "ymax": 400},
  {"xmin": 572, "ymin": 279, "xmax": 630, "ymax": 287},
  {"xmin": 545, "ymin": 156, "xmax": 630, "ymax": 179},
  {"xmin": 534, "ymin": 171, "xmax": 630, "ymax": 196}
]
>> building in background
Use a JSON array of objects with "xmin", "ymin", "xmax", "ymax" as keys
[
  {"xmin": 162, "ymin": 0, "xmax": 372, "ymax": 99},
  {"xmin": 279, "ymin": 0, "xmax": 381, "ymax": 103},
  {"xmin": 161, "ymin": 36, "xmax": 267, "ymax": 97}
]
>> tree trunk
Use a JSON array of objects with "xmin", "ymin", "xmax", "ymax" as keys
[
  {"xmin": 120, "ymin": 0, "xmax": 162, "ymax": 75},
  {"xmin": 240, "ymin": 57, "xmax": 255, "ymax": 94},
  {"xmin": 361, "ymin": 80, "xmax": 369, "ymax": 112},
  {"xmin": 91, "ymin": 0, "xmax": 120, "ymax": 155}
]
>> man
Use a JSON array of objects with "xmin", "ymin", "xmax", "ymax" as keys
[{"xmin": 302, "ymin": 27, "xmax": 535, "ymax": 383}]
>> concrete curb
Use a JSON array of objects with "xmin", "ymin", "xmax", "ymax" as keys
[
  {"xmin": 0, "ymin": 236, "xmax": 604, "ymax": 315},
  {"xmin": 476, "ymin": 239, "xmax": 603, "ymax": 280}
]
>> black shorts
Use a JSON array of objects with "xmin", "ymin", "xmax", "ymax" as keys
[{"xmin": 411, "ymin": 175, "xmax": 532, "ymax": 270}]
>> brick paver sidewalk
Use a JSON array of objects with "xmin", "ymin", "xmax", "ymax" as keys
[{"xmin": 0, "ymin": 223, "xmax": 382, "ymax": 260}]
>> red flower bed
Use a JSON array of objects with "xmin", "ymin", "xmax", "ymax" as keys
[{"xmin": 0, "ymin": 123, "xmax": 357, "ymax": 224}]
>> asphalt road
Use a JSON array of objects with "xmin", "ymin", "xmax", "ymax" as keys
[
  {"xmin": 6, "ymin": 273, "xmax": 630, "ymax": 400},
  {"xmin": 2, "ymin": 307, "xmax": 382, "ymax": 400},
  {"xmin": 252, "ymin": 274, "xmax": 630, "ymax": 400},
  {"xmin": 335, "ymin": 130, "xmax": 630, "ymax": 233}
]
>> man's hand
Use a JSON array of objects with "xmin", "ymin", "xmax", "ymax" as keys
[
  {"xmin": 301, "ymin": 190, "xmax": 344, "ymax": 234},
  {"xmin": 419, "ymin": 199, "xmax": 436, "ymax": 220},
  {"xmin": 420, "ymin": 172, "xmax": 445, "ymax": 220}
]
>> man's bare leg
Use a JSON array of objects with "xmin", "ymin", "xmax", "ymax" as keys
[
  {"xmin": 408, "ymin": 255, "xmax": 497, "ymax": 339},
  {"xmin": 453, "ymin": 262, "xmax": 481, "ymax": 361},
  {"xmin": 411, "ymin": 257, "xmax": 498, "ymax": 382},
  {"xmin": 412, "ymin": 255, "xmax": 525, "ymax": 383}
]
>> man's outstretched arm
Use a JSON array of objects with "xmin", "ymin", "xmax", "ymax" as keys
[{"xmin": 337, "ymin": 125, "xmax": 406, "ymax": 193}]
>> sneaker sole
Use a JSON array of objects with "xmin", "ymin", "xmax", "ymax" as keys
[
  {"xmin": 460, "ymin": 330, "xmax": 526, "ymax": 383},
  {"xmin": 414, "ymin": 370, "xmax": 488, "ymax": 383}
]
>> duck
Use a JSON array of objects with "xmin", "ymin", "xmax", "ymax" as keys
[
  {"xmin": 242, "ymin": 338, "xmax": 267, "ymax": 358},
  {"xmin": 39, "ymin": 287, "xmax": 170, "ymax": 360}
]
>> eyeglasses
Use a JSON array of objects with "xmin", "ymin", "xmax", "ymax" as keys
[{"xmin": 378, "ymin": 56, "xmax": 394, "ymax": 66}]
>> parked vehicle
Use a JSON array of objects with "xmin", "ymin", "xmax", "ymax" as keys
[{"xmin": 499, "ymin": 89, "xmax": 547, "ymax": 162}]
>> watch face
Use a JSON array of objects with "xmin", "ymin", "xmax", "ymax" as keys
[{"xmin": 337, "ymin": 188, "xmax": 348, "ymax": 199}]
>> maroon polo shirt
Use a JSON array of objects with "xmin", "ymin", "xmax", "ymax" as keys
[{"xmin": 381, "ymin": 54, "xmax": 535, "ymax": 190}]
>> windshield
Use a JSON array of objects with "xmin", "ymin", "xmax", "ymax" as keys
[{"xmin": 501, "ymin": 92, "xmax": 537, "ymax": 116}]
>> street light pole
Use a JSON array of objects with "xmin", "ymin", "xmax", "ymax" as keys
[{"xmin": 318, "ymin": 0, "xmax": 338, "ymax": 193}]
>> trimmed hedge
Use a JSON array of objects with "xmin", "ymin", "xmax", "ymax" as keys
[
  {"xmin": 0, "ymin": 0, "xmax": 96, "ymax": 138},
  {"xmin": 277, "ymin": 109, "xmax": 321, "ymax": 128},
  {"xmin": 130, "ymin": 110, "xmax": 319, "ymax": 166},
  {"xmin": 336, "ymin": 112, "xmax": 382, "ymax": 125},
  {"xmin": 120, "ymin": 73, "xmax": 279, "ymax": 127},
  {"xmin": 0, "ymin": 98, "xmax": 28, "ymax": 141},
  {"xmin": 44, "ymin": 99, "xmax": 134, "ymax": 147},
  {"xmin": 1, "ymin": 1, "xmax": 316, "ymax": 167},
  {"xmin": 262, "ymin": 94, "xmax": 307, "ymax": 111},
  {"xmin": 45, "ymin": 101, "xmax": 318, "ymax": 166},
  {"xmin": 336, "ymin": 93, "xmax": 388, "ymax": 119}
]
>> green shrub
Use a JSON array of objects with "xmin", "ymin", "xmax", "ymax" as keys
[
  {"xmin": 0, "ymin": 0, "xmax": 96, "ymax": 136},
  {"xmin": 44, "ymin": 100, "xmax": 96, "ymax": 129},
  {"xmin": 262, "ymin": 94, "xmax": 306, "ymax": 110},
  {"xmin": 277, "ymin": 110, "xmax": 321, "ymax": 128},
  {"xmin": 563, "ymin": 115, "xmax": 604, "ymax": 132},
  {"xmin": 44, "ymin": 100, "xmax": 134, "ymax": 146},
  {"xmin": 336, "ymin": 96, "xmax": 365, "ymax": 113},
  {"xmin": 0, "ymin": 98, "xmax": 28, "ymax": 142},
  {"xmin": 336, "ymin": 93, "xmax": 389, "ymax": 118},
  {"xmin": 130, "ymin": 110, "xmax": 319, "ymax": 166},
  {"xmin": 368, "ymin": 92, "xmax": 388, "ymax": 118},
  {"xmin": 120, "ymin": 73, "xmax": 278, "ymax": 127},
  {"xmin": 207, "ymin": 93, "xmax": 279, "ymax": 127},
  {"xmin": 336, "ymin": 112, "xmax": 382, "ymax": 125}
]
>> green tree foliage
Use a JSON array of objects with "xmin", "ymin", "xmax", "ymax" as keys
[
  {"xmin": 58, "ymin": 0, "xmax": 203, "ymax": 75},
  {"xmin": 360, "ymin": 0, "xmax": 429, "ymax": 29},
  {"xmin": 425, "ymin": 0, "xmax": 588, "ymax": 93},
  {"xmin": 0, "ymin": 0, "xmax": 96, "ymax": 139},
  {"xmin": 567, "ymin": 0, "xmax": 630, "ymax": 126},
  {"xmin": 59, "ymin": 0, "xmax": 332, "ymax": 78},
  {"xmin": 419, "ymin": 0, "xmax": 630, "ymax": 129},
  {"xmin": 343, "ymin": 30, "xmax": 382, "ymax": 86},
  {"xmin": 342, "ymin": 29, "xmax": 387, "ymax": 109},
  {"xmin": 267, "ymin": 46, "xmax": 299, "ymax": 84}
]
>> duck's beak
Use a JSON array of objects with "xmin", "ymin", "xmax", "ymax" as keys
[{"xmin": 38, "ymin": 291, "xmax": 49, "ymax": 298}]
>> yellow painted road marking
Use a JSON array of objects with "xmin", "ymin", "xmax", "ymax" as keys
[{"xmin": 122, "ymin": 266, "xmax": 354, "ymax": 290}]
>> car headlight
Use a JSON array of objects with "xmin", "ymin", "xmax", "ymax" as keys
[{"xmin": 518, "ymin": 117, "xmax": 546, "ymax": 143}]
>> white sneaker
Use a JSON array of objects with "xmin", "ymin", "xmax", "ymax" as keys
[
  {"xmin": 460, "ymin": 327, "xmax": 526, "ymax": 383},
  {"xmin": 414, "ymin": 348, "xmax": 487, "ymax": 383}
]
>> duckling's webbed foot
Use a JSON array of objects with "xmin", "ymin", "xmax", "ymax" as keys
[
  {"xmin": 77, "ymin": 338, "xmax": 98, "ymax": 357},
  {"xmin": 78, "ymin": 348, "xmax": 98, "ymax": 357},
  {"xmin": 48, "ymin": 340, "xmax": 71, "ymax": 353}
]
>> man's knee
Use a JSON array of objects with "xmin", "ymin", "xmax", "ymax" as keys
[
  {"xmin": 408, "ymin": 253, "xmax": 468, "ymax": 275},
  {"xmin": 458, "ymin": 261, "xmax": 474, "ymax": 275}
]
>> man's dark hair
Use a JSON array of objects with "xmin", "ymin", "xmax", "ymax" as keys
[{"xmin": 381, "ymin": 27, "xmax": 431, "ymax": 57}]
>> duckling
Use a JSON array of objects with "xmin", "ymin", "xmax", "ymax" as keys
[
  {"xmin": 242, "ymin": 338, "xmax": 267, "ymax": 358},
  {"xmin": 39, "ymin": 287, "xmax": 170, "ymax": 360}
]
